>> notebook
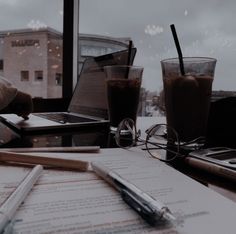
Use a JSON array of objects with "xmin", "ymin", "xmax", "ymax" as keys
[{"xmin": 0, "ymin": 48, "xmax": 137, "ymax": 133}]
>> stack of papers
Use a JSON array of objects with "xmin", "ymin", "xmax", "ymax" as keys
[{"xmin": 0, "ymin": 148, "xmax": 236, "ymax": 233}]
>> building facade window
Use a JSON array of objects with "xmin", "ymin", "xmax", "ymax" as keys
[
  {"xmin": 0, "ymin": 60, "xmax": 3, "ymax": 70},
  {"xmin": 34, "ymin": 71, "xmax": 43, "ymax": 81},
  {"xmin": 55, "ymin": 73, "xmax": 62, "ymax": 85},
  {"xmin": 21, "ymin": 70, "xmax": 29, "ymax": 81}
]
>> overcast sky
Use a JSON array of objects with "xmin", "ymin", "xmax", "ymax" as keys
[{"xmin": 1, "ymin": 0, "xmax": 236, "ymax": 92}]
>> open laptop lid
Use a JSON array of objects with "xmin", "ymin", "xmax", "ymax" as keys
[{"xmin": 68, "ymin": 48, "xmax": 137, "ymax": 119}]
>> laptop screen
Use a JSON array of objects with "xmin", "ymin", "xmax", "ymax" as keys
[{"xmin": 68, "ymin": 48, "xmax": 137, "ymax": 119}]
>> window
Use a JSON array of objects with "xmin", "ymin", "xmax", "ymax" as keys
[
  {"xmin": 55, "ymin": 73, "xmax": 62, "ymax": 85},
  {"xmin": 21, "ymin": 70, "xmax": 29, "ymax": 81},
  {"xmin": 0, "ymin": 60, "xmax": 3, "ymax": 70},
  {"xmin": 79, "ymin": 0, "xmax": 236, "ymax": 116},
  {"xmin": 0, "ymin": 0, "xmax": 64, "ymax": 99},
  {"xmin": 81, "ymin": 45, "xmax": 116, "ymax": 57},
  {"xmin": 35, "ymin": 71, "xmax": 43, "ymax": 81}
]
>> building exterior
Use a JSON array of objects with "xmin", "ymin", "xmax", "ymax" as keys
[
  {"xmin": 78, "ymin": 34, "xmax": 130, "ymax": 73},
  {"xmin": 0, "ymin": 28, "xmax": 129, "ymax": 98},
  {"xmin": 0, "ymin": 28, "xmax": 62, "ymax": 98}
]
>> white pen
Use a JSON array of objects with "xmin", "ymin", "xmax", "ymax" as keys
[
  {"xmin": 91, "ymin": 162, "xmax": 176, "ymax": 225},
  {"xmin": 0, "ymin": 165, "xmax": 43, "ymax": 233}
]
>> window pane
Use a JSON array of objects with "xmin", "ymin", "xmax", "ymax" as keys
[
  {"xmin": 55, "ymin": 73, "xmax": 62, "ymax": 86},
  {"xmin": 0, "ymin": 60, "xmax": 4, "ymax": 71},
  {"xmin": 0, "ymin": 0, "xmax": 63, "ymax": 98},
  {"xmin": 35, "ymin": 70, "xmax": 43, "ymax": 81},
  {"xmin": 80, "ymin": 0, "xmax": 236, "ymax": 116},
  {"xmin": 21, "ymin": 70, "xmax": 29, "ymax": 81}
]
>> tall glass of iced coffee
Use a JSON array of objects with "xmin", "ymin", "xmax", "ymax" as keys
[
  {"xmin": 104, "ymin": 65, "xmax": 143, "ymax": 133},
  {"xmin": 161, "ymin": 57, "xmax": 216, "ymax": 146}
]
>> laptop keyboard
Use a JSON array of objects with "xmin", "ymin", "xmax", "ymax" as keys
[{"xmin": 33, "ymin": 113, "xmax": 96, "ymax": 124}]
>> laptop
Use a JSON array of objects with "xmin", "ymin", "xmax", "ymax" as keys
[{"xmin": 0, "ymin": 48, "xmax": 137, "ymax": 133}]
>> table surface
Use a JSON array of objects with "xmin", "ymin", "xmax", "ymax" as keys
[{"xmin": 0, "ymin": 116, "xmax": 235, "ymax": 202}]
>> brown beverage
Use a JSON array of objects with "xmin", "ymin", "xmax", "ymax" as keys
[
  {"xmin": 163, "ymin": 75, "xmax": 213, "ymax": 142},
  {"xmin": 104, "ymin": 65, "xmax": 143, "ymax": 132},
  {"xmin": 161, "ymin": 57, "xmax": 217, "ymax": 143},
  {"xmin": 107, "ymin": 79, "xmax": 141, "ymax": 128}
]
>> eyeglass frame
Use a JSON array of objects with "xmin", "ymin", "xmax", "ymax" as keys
[{"xmin": 114, "ymin": 118, "xmax": 205, "ymax": 162}]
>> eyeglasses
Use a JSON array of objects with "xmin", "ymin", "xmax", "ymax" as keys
[{"xmin": 114, "ymin": 118, "xmax": 205, "ymax": 162}]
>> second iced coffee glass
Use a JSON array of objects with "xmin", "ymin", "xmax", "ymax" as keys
[
  {"xmin": 161, "ymin": 57, "xmax": 217, "ymax": 147},
  {"xmin": 104, "ymin": 65, "xmax": 143, "ymax": 133}
]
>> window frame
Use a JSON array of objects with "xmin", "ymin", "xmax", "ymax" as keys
[
  {"xmin": 32, "ymin": 0, "xmax": 78, "ymax": 112},
  {"xmin": 62, "ymin": 0, "xmax": 79, "ymax": 98}
]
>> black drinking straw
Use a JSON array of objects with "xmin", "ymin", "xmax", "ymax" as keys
[
  {"xmin": 125, "ymin": 40, "xmax": 133, "ymax": 78},
  {"xmin": 127, "ymin": 40, "xmax": 133, "ymax": 66},
  {"xmin": 170, "ymin": 24, "xmax": 185, "ymax": 76}
]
